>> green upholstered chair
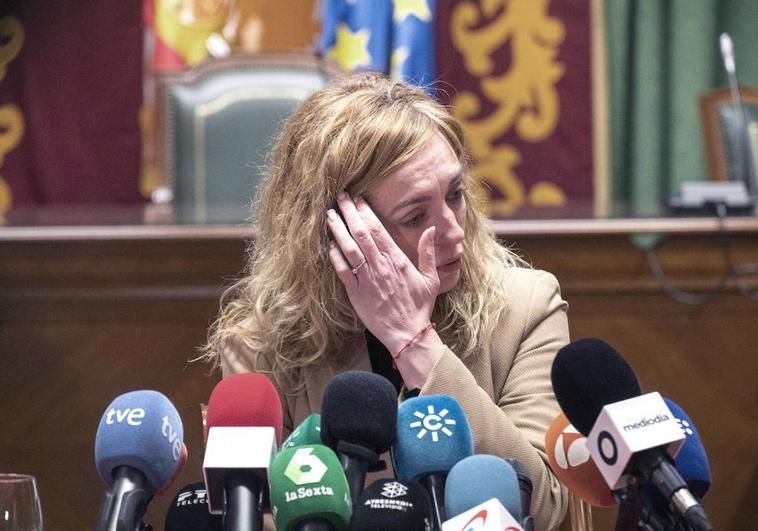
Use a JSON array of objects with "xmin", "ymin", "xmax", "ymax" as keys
[{"xmin": 154, "ymin": 53, "xmax": 341, "ymax": 223}]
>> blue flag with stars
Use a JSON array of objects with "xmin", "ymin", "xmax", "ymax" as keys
[{"xmin": 321, "ymin": 0, "xmax": 436, "ymax": 89}]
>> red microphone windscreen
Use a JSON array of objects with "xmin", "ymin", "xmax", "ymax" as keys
[
  {"xmin": 545, "ymin": 412, "xmax": 615, "ymax": 507},
  {"xmin": 206, "ymin": 372, "xmax": 283, "ymax": 444}
]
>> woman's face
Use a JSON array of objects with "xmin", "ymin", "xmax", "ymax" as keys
[{"xmin": 367, "ymin": 133, "xmax": 466, "ymax": 294}]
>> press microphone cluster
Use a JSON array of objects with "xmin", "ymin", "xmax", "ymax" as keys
[
  {"xmin": 550, "ymin": 338, "xmax": 713, "ymax": 531},
  {"xmin": 97, "ymin": 368, "xmax": 538, "ymax": 531}
]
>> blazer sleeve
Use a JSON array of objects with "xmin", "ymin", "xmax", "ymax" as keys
[{"xmin": 419, "ymin": 270, "xmax": 569, "ymax": 530}]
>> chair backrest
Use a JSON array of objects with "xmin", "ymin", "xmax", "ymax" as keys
[
  {"xmin": 154, "ymin": 53, "xmax": 342, "ymax": 223},
  {"xmin": 698, "ymin": 86, "xmax": 758, "ymax": 184}
]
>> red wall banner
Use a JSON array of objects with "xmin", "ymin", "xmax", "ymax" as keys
[
  {"xmin": 436, "ymin": 0, "xmax": 595, "ymax": 218},
  {"xmin": 0, "ymin": 2, "xmax": 144, "ymax": 217}
]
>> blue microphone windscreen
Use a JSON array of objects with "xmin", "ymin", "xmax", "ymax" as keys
[
  {"xmin": 392, "ymin": 395, "xmax": 473, "ymax": 481},
  {"xmin": 663, "ymin": 398, "xmax": 711, "ymax": 498},
  {"xmin": 95, "ymin": 390, "xmax": 184, "ymax": 493},
  {"xmin": 444, "ymin": 455, "xmax": 522, "ymax": 521}
]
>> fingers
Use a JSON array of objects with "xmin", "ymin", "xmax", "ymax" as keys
[
  {"xmin": 417, "ymin": 226, "xmax": 439, "ymax": 288},
  {"xmin": 328, "ymin": 239, "xmax": 358, "ymax": 291},
  {"xmin": 333, "ymin": 192, "xmax": 385, "ymax": 264},
  {"xmin": 326, "ymin": 206, "xmax": 368, "ymax": 272},
  {"xmin": 353, "ymin": 196, "xmax": 398, "ymax": 254}
]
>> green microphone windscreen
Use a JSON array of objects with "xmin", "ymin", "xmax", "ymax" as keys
[
  {"xmin": 281, "ymin": 413, "xmax": 323, "ymax": 450},
  {"xmin": 269, "ymin": 444, "xmax": 352, "ymax": 531}
]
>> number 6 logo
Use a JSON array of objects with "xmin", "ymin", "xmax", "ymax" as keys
[{"xmin": 284, "ymin": 447, "xmax": 328, "ymax": 485}]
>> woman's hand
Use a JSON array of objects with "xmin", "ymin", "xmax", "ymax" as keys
[{"xmin": 326, "ymin": 192, "xmax": 444, "ymax": 387}]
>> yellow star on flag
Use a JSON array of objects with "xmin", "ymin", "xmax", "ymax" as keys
[
  {"xmin": 327, "ymin": 23, "xmax": 372, "ymax": 71},
  {"xmin": 393, "ymin": 0, "xmax": 432, "ymax": 23},
  {"xmin": 390, "ymin": 47, "xmax": 410, "ymax": 80}
]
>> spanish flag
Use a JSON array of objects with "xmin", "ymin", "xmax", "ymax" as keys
[{"xmin": 150, "ymin": 0, "xmax": 230, "ymax": 71}]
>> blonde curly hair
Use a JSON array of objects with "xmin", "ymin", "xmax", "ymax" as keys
[{"xmin": 201, "ymin": 72, "xmax": 527, "ymax": 389}]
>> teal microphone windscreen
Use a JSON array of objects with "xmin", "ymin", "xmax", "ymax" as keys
[
  {"xmin": 392, "ymin": 395, "xmax": 473, "ymax": 481},
  {"xmin": 95, "ymin": 390, "xmax": 184, "ymax": 493},
  {"xmin": 444, "ymin": 455, "xmax": 523, "ymax": 521}
]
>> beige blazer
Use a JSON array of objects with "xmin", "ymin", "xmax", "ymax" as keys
[{"xmin": 222, "ymin": 267, "xmax": 570, "ymax": 530}]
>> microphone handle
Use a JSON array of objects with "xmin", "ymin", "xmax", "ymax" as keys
[
  {"xmin": 294, "ymin": 518, "xmax": 336, "ymax": 531},
  {"xmin": 338, "ymin": 453, "xmax": 368, "ymax": 506},
  {"xmin": 613, "ymin": 484, "xmax": 643, "ymax": 531},
  {"xmin": 635, "ymin": 450, "xmax": 712, "ymax": 531},
  {"xmin": 420, "ymin": 473, "xmax": 446, "ymax": 531},
  {"xmin": 224, "ymin": 474, "xmax": 263, "ymax": 531},
  {"xmin": 96, "ymin": 466, "xmax": 150, "ymax": 531}
]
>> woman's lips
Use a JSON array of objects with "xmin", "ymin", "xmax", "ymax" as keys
[{"xmin": 438, "ymin": 256, "xmax": 462, "ymax": 271}]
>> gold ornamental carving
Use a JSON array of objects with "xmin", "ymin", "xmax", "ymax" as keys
[{"xmin": 450, "ymin": 0, "xmax": 566, "ymax": 216}]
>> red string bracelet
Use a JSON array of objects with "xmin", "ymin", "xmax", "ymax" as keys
[{"xmin": 392, "ymin": 322, "xmax": 437, "ymax": 369}]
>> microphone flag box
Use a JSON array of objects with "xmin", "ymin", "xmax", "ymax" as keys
[
  {"xmin": 441, "ymin": 497, "xmax": 523, "ymax": 531},
  {"xmin": 588, "ymin": 392, "xmax": 684, "ymax": 490},
  {"xmin": 203, "ymin": 426, "xmax": 277, "ymax": 514}
]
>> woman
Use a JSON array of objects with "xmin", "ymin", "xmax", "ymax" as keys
[{"xmin": 203, "ymin": 73, "xmax": 569, "ymax": 529}]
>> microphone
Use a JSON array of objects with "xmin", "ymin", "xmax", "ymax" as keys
[
  {"xmin": 663, "ymin": 398, "xmax": 711, "ymax": 499},
  {"xmin": 444, "ymin": 455, "xmax": 522, "ymax": 523},
  {"xmin": 719, "ymin": 32, "xmax": 758, "ymax": 197},
  {"xmin": 348, "ymin": 479, "xmax": 432, "ymax": 531},
  {"xmin": 551, "ymin": 338, "xmax": 713, "ymax": 531},
  {"xmin": 544, "ymin": 411, "xmax": 615, "ymax": 507},
  {"xmin": 203, "ymin": 372, "xmax": 283, "ymax": 531},
  {"xmin": 393, "ymin": 395, "xmax": 474, "ymax": 530},
  {"xmin": 165, "ymin": 482, "xmax": 223, "ymax": 531},
  {"xmin": 95, "ymin": 390, "xmax": 185, "ymax": 531},
  {"xmin": 504, "ymin": 459, "xmax": 534, "ymax": 531},
  {"xmin": 268, "ymin": 444, "xmax": 352, "ymax": 531},
  {"xmin": 282, "ymin": 413, "xmax": 323, "ymax": 450},
  {"xmin": 320, "ymin": 371, "xmax": 398, "ymax": 504},
  {"xmin": 636, "ymin": 398, "xmax": 712, "ymax": 531},
  {"xmin": 441, "ymin": 498, "xmax": 523, "ymax": 531}
]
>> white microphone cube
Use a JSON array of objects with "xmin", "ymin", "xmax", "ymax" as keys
[
  {"xmin": 203, "ymin": 426, "xmax": 277, "ymax": 514},
  {"xmin": 588, "ymin": 392, "xmax": 685, "ymax": 490},
  {"xmin": 441, "ymin": 497, "xmax": 523, "ymax": 531}
]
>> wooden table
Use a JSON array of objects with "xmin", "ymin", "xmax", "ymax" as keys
[{"xmin": 1, "ymin": 211, "xmax": 756, "ymax": 530}]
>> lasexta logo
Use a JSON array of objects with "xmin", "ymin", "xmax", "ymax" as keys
[{"xmin": 284, "ymin": 447, "xmax": 328, "ymax": 485}]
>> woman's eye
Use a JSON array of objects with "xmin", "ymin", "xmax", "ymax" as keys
[
  {"xmin": 448, "ymin": 188, "xmax": 464, "ymax": 203},
  {"xmin": 403, "ymin": 213, "xmax": 425, "ymax": 227}
]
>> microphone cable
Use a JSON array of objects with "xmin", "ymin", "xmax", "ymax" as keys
[{"xmin": 644, "ymin": 201, "xmax": 758, "ymax": 305}]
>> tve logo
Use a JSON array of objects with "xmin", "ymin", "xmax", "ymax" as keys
[
  {"xmin": 162, "ymin": 415, "xmax": 183, "ymax": 461},
  {"xmin": 104, "ymin": 407, "xmax": 145, "ymax": 426}
]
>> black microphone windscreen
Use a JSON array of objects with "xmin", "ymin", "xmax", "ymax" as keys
[
  {"xmin": 551, "ymin": 338, "xmax": 642, "ymax": 435},
  {"xmin": 320, "ymin": 371, "xmax": 398, "ymax": 457},
  {"xmin": 165, "ymin": 482, "xmax": 222, "ymax": 531},
  {"xmin": 349, "ymin": 479, "xmax": 432, "ymax": 531}
]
